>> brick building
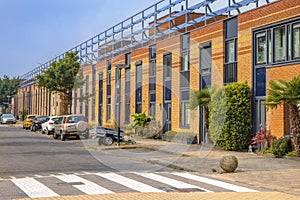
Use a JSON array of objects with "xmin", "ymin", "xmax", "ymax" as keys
[{"xmin": 15, "ymin": 0, "xmax": 300, "ymax": 142}]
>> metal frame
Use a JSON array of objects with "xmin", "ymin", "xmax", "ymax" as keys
[{"xmin": 20, "ymin": 0, "xmax": 275, "ymax": 88}]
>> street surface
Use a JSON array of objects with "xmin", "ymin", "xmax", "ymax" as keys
[{"xmin": 0, "ymin": 126, "xmax": 259, "ymax": 199}]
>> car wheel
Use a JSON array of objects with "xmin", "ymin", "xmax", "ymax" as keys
[
  {"xmin": 61, "ymin": 133, "xmax": 66, "ymax": 141},
  {"xmin": 32, "ymin": 126, "xmax": 36, "ymax": 132},
  {"xmin": 98, "ymin": 137, "xmax": 104, "ymax": 145},
  {"xmin": 42, "ymin": 129, "xmax": 45, "ymax": 134},
  {"xmin": 53, "ymin": 132, "xmax": 59, "ymax": 139},
  {"xmin": 30, "ymin": 126, "xmax": 33, "ymax": 131},
  {"xmin": 46, "ymin": 129, "xmax": 50, "ymax": 135},
  {"xmin": 76, "ymin": 135, "xmax": 80, "ymax": 140},
  {"xmin": 103, "ymin": 136, "xmax": 114, "ymax": 146}
]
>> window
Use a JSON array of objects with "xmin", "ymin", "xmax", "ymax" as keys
[
  {"xmin": 149, "ymin": 45, "xmax": 156, "ymax": 118},
  {"xmin": 293, "ymin": 23, "xmax": 300, "ymax": 59},
  {"xmin": 200, "ymin": 42, "xmax": 212, "ymax": 89},
  {"xmin": 256, "ymin": 33, "xmax": 267, "ymax": 64},
  {"xmin": 181, "ymin": 33, "xmax": 190, "ymax": 51},
  {"xmin": 181, "ymin": 52, "xmax": 189, "ymax": 71},
  {"xmin": 180, "ymin": 101, "xmax": 190, "ymax": 127},
  {"xmin": 149, "ymin": 93, "xmax": 156, "ymax": 117},
  {"xmin": 125, "ymin": 68, "xmax": 131, "ymax": 123},
  {"xmin": 274, "ymin": 27, "xmax": 286, "ymax": 61},
  {"xmin": 268, "ymin": 30, "xmax": 272, "ymax": 63},
  {"xmin": 180, "ymin": 34, "xmax": 190, "ymax": 127},
  {"xmin": 85, "ymin": 75, "xmax": 89, "ymax": 122},
  {"xmin": 136, "ymin": 62, "xmax": 142, "ymax": 113},
  {"xmin": 125, "ymin": 53, "xmax": 131, "ymax": 67},
  {"xmin": 106, "ymin": 60, "xmax": 112, "ymax": 122},
  {"xmin": 163, "ymin": 53, "xmax": 172, "ymax": 101},
  {"xmin": 225, "ymin": 40, "xmax": 236, "ymax": 63},
  {"xmin": 165, "ymin": 55, "xmax": 172, "ymax": 79},
  {"xmin": 149, "ymin": 60, "xmax": 156, "ymax": 77},
  {"xmin": 224, "ymin": 17, "xmax": 238, "ymax": 84},
  {"xmin": 92, "ymin": 65, "xmax": 96, "ymax": 121},
  {"xmin": 125, "ymin": 53, "xmax": 131, "ymax": 123},
  {"xmin": 225, "ymin": 17, "xmax": 238, "ymax": 39},
  {"xmin": 255, "ymin": 19, "xmax": 300, "ymax": 65},
  {"xmin": 181, "ymin": 33, "xmax": 190, "ymax": 72},
  {"xmin": 256, "ymin": 68, "xmax": 266, "ymax": 97},
  {"xmin": 150, "ymin": 45, "xmax": 156, "ymax": 59},
  {"xmin": 115, "ymin": 67, "xmax": 121, "ymax": 125}
]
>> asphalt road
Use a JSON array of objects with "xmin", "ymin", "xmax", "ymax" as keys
[{"xmin": 0, "ymin": 126, "xmax": 171, "ymax": 180}]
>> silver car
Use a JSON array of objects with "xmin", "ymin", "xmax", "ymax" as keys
[{"xmin": 0, "ymin": 114, "xmax": 16, "ymax": 124}]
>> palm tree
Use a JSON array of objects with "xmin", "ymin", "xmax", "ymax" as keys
[
  {"xmin": 265, "ymin": 76, "xmax": 300, "ymax": 157},
  {"xmin": 190, "ymin": 88, "xmax": 213, "ymax": 142}
]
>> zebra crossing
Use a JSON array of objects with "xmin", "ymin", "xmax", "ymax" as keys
[{"xmin": 2, "ymin": 172, "xmax": 258, "ymax": 199}]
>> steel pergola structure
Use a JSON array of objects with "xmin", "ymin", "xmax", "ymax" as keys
[{"xmin": 20, "ymin": 0, "xmax": 274, "ymax": 88}]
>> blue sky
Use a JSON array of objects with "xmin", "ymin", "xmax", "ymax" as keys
[{"xmin": 0, "ymin": 0, "xmax": 157, "ymax": 78}]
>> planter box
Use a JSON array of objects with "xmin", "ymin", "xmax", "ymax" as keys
[{"xmin": 162, "ymin": 136, "xmax": 196, "ymax": 144}]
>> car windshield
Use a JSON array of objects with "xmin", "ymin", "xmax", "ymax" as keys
[
  {"xmin": 28, "ymin": 116, "xmax": 35, "ymax": 119},
  {"xmin": 67, "ymin": 116, "xmax": 85, "ymax": 123},
  {"xmin": 3, "ymin": 114, "xmax": 14, "ymax": 118},
  {"xmin": 36, "ymin": 116, "xmax": 47, "ymax": 121}
]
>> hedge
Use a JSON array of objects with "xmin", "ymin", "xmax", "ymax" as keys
[{"xmin": 209, "ymin": 83, "xmax": 252, "ymax": 150}]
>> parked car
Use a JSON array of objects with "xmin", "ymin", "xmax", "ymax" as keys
[
  {"xmin": 30, "ymin": 116, "xmax": 47, "ymax": 132},
  {"xmin": 92, "ymin": 126, "xmax": 124, "ymax": 146},
  {"xmin": 0, "ymin": 114, "xmax": 16, "ymax": 124},
  {"xmin": 54, "ymin": 114, "xmax": 89, "ymax": 141},
  {"xmin": 23, "ymin": 115, "xmax": 36, "ymax": 129},
  {"xmin": 41, "ymin": 116, "xmax": 60, "ymax": 135}
]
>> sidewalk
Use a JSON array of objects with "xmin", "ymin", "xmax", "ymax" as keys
[
  {"xmin": 99, "ymin": 138, "xmax": 300, "ymax": 196},
  {"xmin": 15, "ymin": 192, "xmax": 300, "ymax": 200}
]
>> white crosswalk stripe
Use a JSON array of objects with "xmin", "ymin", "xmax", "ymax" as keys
[
  {"xmin": 8, "ymin": 172, "xmax": 258, "ymax": 199},
  {"xmin": 96, "ymin": 173, "xmax": 164, "ymax": 193},
  {"xmin": 135, "ymin": 172, "xmax": 212, "ymax": 192},
  {"xmin": 12, "ymin": 178, "xmax": 59, "ymax": 198},
  {"xmin": 55, "ymin": 174, "xmax": 113, "ymax": 195},
  {"xmin": 172, "ymin": 173, "xmax": 258, "ymax": 192}
]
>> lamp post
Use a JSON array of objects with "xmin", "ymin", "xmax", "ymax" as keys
[{"xmin": 115, "ymin": 62, "xmax": 127, "ymax": 146}]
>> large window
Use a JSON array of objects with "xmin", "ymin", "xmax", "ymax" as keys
[
  {"xmin": 149, "ymin": 45, "xmax": 156, "ymax": 118},
  {"xmin": 254, "ymin": 19, "xmax": 300, "ymax": 65},
  {"xmin": 125, "ymin": 53, "xmax": 131, "ymax": 123},
  {"xmin": 85, "ymin": 75, "xmax": 89, "ymax": 122},
  {"xmin": 224, "ymin": 17, "xmax": 238, "ymax": 84},
  {"xmin": 106, "ymin": 60, "xmax": 111, "ymax": 122},
  {"xmin": 136, "ymin": 62, "xmax": 142, "ymax": 113},
  {"xmin": 180, "ymin": 33, "xmax": 190, "ymax": 128},
  {"xmin": 91, "ymin": 65, "xmax": 96, "ymax": 121}
]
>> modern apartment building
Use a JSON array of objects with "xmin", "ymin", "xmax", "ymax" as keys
[{"xmin": 15, "ymin": 0, "xmax": 300, "ymax": 142}]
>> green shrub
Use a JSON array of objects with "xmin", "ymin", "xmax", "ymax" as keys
[
  {"xmin": 271, "ymin": 137, "xmax": 293, "ymax": 158},
  {"xmin": 209, "ymin": 83, "xmax": 252, "ymax": 151},
  {"xmin": 143, "ymin": 120, "xmax": 162, "ymax": 139}
]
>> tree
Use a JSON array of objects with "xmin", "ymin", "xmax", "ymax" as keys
[
  {"xmin": 265, "ymin": 76, "xmax": 300, "ymax": 157},
  {"xmin": 189, "ymin": 88, "xmax": 213, "ymax": 141},
  {"xmin": 36, "ymin": 52, "xmax": 82, "ymax": 115},
  {"xmin": 0, "ymin": 75, "xmax": 21, "ymax": 112}
]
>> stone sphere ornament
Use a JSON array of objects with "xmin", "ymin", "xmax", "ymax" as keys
[{"xmin": 220, "ymin": 155, "xmax": 238, "ymax": 172}]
